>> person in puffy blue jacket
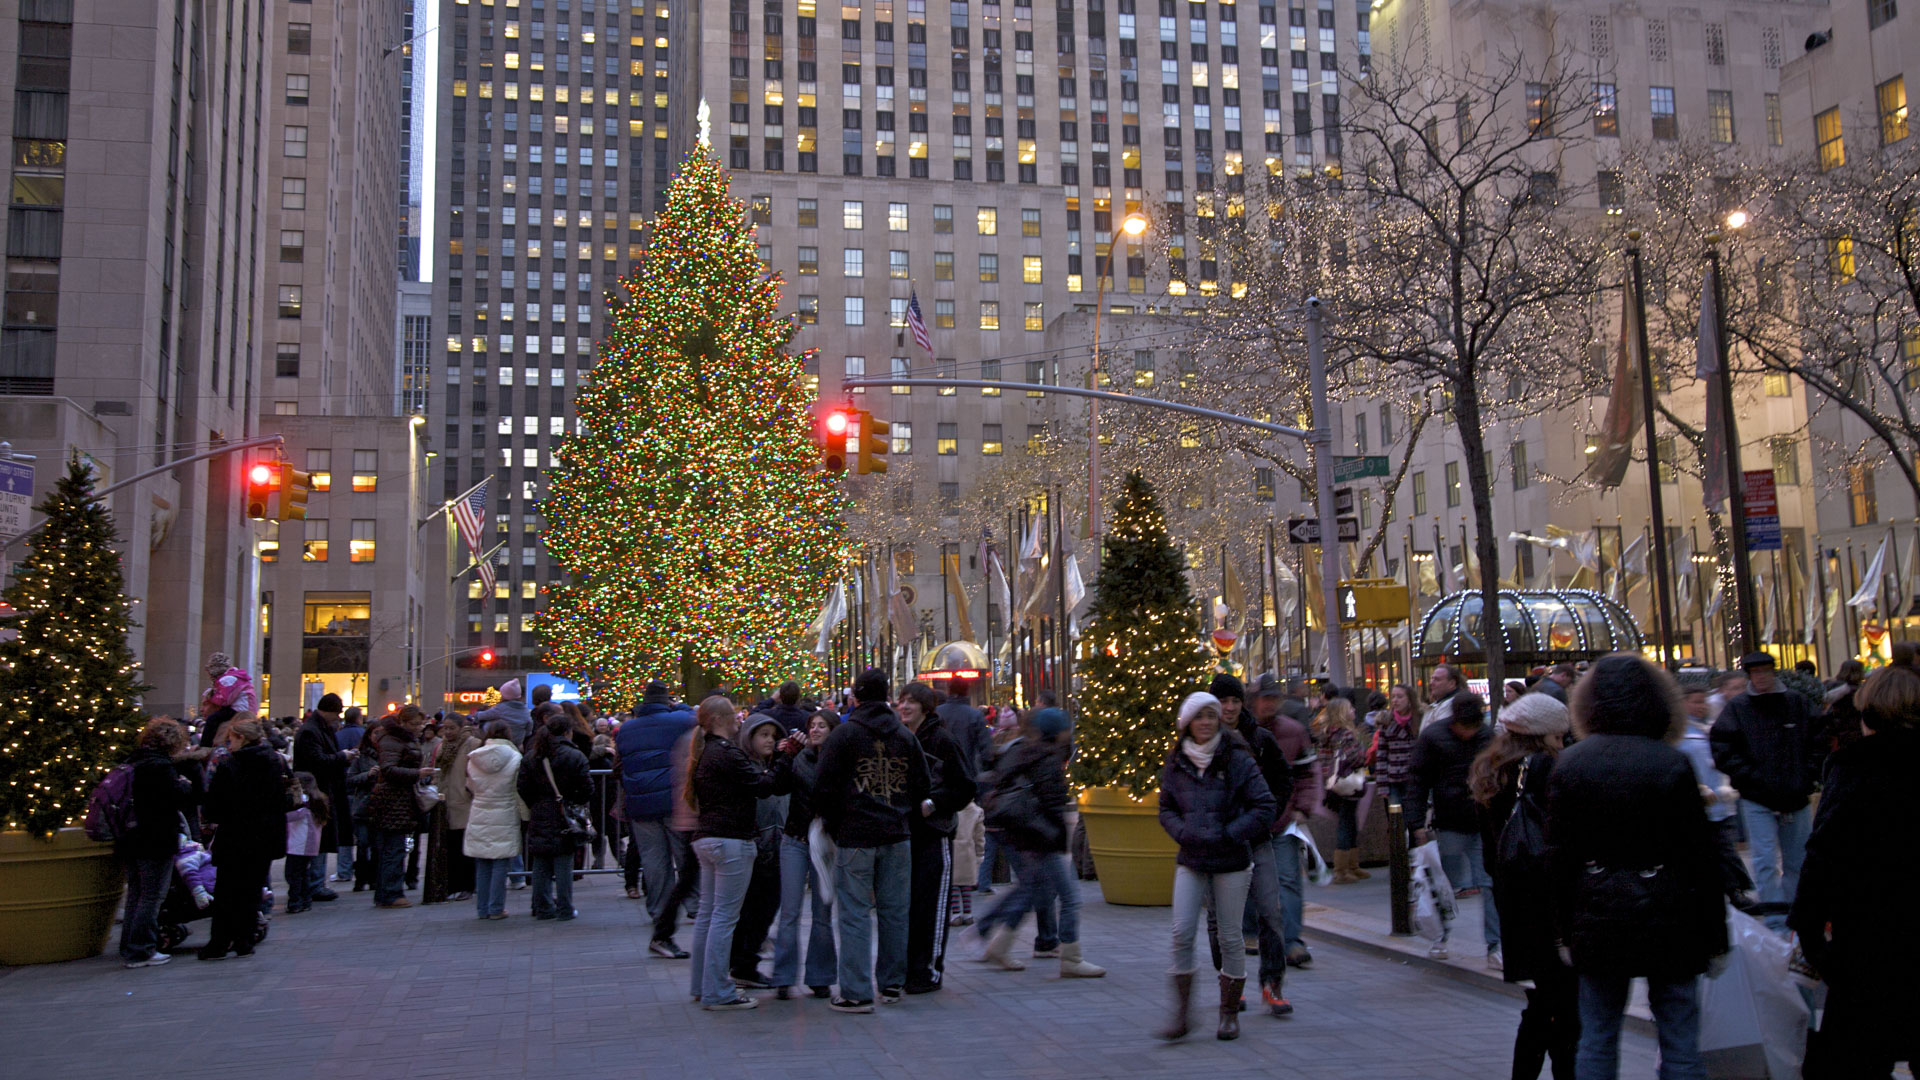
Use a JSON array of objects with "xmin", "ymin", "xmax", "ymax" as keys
[
  {"xmin": 614, "ymin": 680, "xmax": 696, "ymax": 948},
  {"xmin": 1156, "ymin": 691, "xmax": 1276, "ymax": 1044}
]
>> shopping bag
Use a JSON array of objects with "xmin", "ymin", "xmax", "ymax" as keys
[
  {"xmin": 1698, "ymin": 906, "xmax": 1810, "ymax": 1080},
  {"xmin": 1286, "ymin": 821, "xmax": 1333, "ymax": 886},
  {"xmin": 1409, "ymin": 839, "xmax": 1457, "ymax": 943},
  {"xmin": 808, "ymin": 818, "xmax": 838, "ymax": 909}
]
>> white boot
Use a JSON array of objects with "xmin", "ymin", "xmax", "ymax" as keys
[
  {"xmin": 1058, "ymin": 941, "xmax": 1106, "ymax": 978},
  {"xmin": 980, "ymin": 924, "xmax": 1027, "ymax": 970}
]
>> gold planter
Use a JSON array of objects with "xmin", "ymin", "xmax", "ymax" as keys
[
  {"xmin": 0, "ymin": 828, "xmax": 123, "ymax": 965},
  {"xmin": 1077, "ymin": 786, "xmax": 1179, "ymax": 906}
]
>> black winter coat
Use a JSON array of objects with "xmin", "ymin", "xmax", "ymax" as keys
[
  {"xmin": 516, "ymin": 742, "xmax": 593, "ymax": 855},
  {"xmin": 1710, "ymin": 689, "xmax": 1822, "ymax": 812},
  {"xmin": 982, "ymin": 737, "xmax": 1071, "ymax": 853},
  {"xmin": 366, "ymin": 721, "xmax": 428, "ymax": 833},
  {"xmin": 1157, "ymin": 734, "xmax": 1277, "ymax": 874},
  {"xmin": 780, "ymin": 746, "xmax": 826, "ymax": 838},
  {"xmin": 203, "ymin": 743, "xmax": 292, "ymax": 865},
  {"xmin": 1235, "ymin": 714, "xmax": 1294, "ymax": 822},
  {"xmin": 936, "ymin": 700, "xmax": 992, "ymax": 776},
  {"xmin": 1479, "ymin": 751, "xmax": 1561, "ymax": 984},
  {"xmin": 688, "ymin": 733, "xmax": 786, "ymax": 841},
  {"xmin": 123, "ymin": 748, "xmax": 196, "ymax": 861},
  {"xmin": 1546, "ymin": 733, "xmax": 1727, "ymax": 979},
  {"xmin": 910, "ymin": 713, "xmax": 978, "ymax": 839},
  {"xmin": 1789, "ymin": 726, "xmax": 1920, "ymax": 1003},
  {"xmin": 292, "ymin": 713, "xmax": 352, "ymax": 851},
  {"xmin": 814, "ymin": 701, "xmax": 931, "ymax": 848},
  {"xmin": 1405, "ymin": 719, "xmax": 1491, "ymax": 833}
]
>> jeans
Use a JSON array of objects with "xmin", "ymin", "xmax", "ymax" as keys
[
  {"xmin": 1270, "ymin": 832, "xmax": 1305, "ymax": 950},
  {"xmin": 371, "ymin": 828, "xmax": 409, "ymax": 904},
  {"xmin": 332, "ymin": 844, "xmax": 354, "ymax": 880},
  {"xmin": 1171, "ymin": 865, "xmax": 1252, "ymax": 978},
  {"xmin": 977, "ymin": 828, "xmax": 1005, "ymax": 887},
  {"xmin": 284, "ymin": 854, "xmax": 314, "ymax": 909},
  {"xmin": 689, "ymin": 836, "xmax": 755, "ymax": 1005},
  {"xmin": 473, "ymin": 857, "xmax": 510, "ymax": 917},
  {"xmin": 1438, "ymin": 827, "xmax": 1501, "ymax": 951},
  {"xmin": 1739, "ymin": 801, "xmax": 1809, "ymax": 931},
  {"xmin": 651, "ymin": 827, "xmax": 701, "ymax": 942},
  {"xmin": 629, "ymin": 817, "xmax": 685, "ymax": 922},
  {"xmin": 835, "ymin": 839, "xmax": 911, "ymax": 1002},
  {"xmin": 1335, "ymin": 798, "xmax": 1359, "ymax": 850},
  {"xmin": 528, "ymin": 852, "xmax": 574, "ymax": 919},
  {"xmin": 979, "ymin": 848, "xmax": 1081, "ymax": 944},
  {"xmin": 772, "ymin": 835, "xmax": 837, "ymax": 988},
  {"xmin": 1576, "ymin": 972, "xmax": 1703, "ymax": 1080},
  {"xmin": 119, "ymin": 855, "xmax": 173, "ymax": 961},
  {"xmin": 1242, "ymin": 835, "xmax": 1288, "ymax": 988}
]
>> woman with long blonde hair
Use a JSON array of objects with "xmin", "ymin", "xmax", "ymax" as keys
[{"xmin": 1314, "ymin": 698, "xmax": 1367, "ymax": 883}]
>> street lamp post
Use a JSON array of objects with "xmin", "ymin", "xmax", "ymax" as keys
[
  {"xmin": 1708, "ymin": 223, "xmax": 1759, "ymax": 655},
  {"xmin": 1089, "ymin": 212, "xmax": 1149, "ymax": 538}
]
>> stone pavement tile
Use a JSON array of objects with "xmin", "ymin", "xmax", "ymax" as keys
[{"xmin": 0, "ymin": 870, "xmax": 1659, "ymax": 1079}]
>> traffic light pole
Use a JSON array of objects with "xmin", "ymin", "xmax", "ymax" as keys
[
  {"xmin": 841, "ymin": 294, "xmax": 1349, "ymax": 688},
  {"xmin": 2, "ymin": 433, "xmax": 286, "ymax": 550}
]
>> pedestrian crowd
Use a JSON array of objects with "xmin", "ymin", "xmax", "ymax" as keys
[{"xmin": 98, "ymin": 646, "xmax": 1916, "ymax": 1077}]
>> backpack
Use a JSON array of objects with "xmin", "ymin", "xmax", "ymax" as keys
[
  {"xmin": 83, "ymin": 764, "xmax": 138, "ymax": 843},
  {"xmin": 1495, "ymin": 757, "xmax": 1551, "ymax": 882}
]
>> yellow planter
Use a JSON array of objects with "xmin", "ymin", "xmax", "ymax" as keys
[
  {"xmin": 1077, "ymin": 786, "xmax": 1179, "ymax": 906},
  {"xmin": 0, "ymin": 828, "xmax": 123, "ymax": 965}
]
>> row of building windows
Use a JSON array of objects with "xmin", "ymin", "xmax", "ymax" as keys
[
  {"xmin": 794, "ymin": 296, "xmax": 1046, "ymax": 329},
  {"xmin": 260, "ymin": 519, "xmax": 379, "ymax": 563}
]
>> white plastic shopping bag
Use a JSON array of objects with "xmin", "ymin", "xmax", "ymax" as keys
[
  {"xmin": 1286, "ymin": 821, "xmax": 1334, "ymax": 886},
  {"xmin": 808, "ymin": 818, "xmax": 838, "ymax": 909},
  {"xmin": 1698, "ymin": 906, "xmax": 1810, "ymax": 1080},
  {"xmin": 1408, "ymin": 839, "xmax": 1457, "ymax": 943}
]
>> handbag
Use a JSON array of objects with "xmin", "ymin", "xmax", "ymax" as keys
[
  {"xmin": 415, "ymin": 782, "xmax": 443, "ymax": 813},
  {"xmin": 544, "ymin": 758, "xmax": 594, "ymax": 845}
]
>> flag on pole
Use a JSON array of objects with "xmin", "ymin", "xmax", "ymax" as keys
[
  {"xmin": 906, "ymin": 290, "xmax": 933, "ymax": 354},
  {"xmin": 1674, "ymin": 530, "xmax": 1696, "ymax": 615},
  {"xmin": 945, "ymin": 554, "xmax": 975, "ymax": 642},
  {"xmin": 810, "ymin": 581, "xmax": 848, "ymax": 654},
  {"xmin": 888, "ymin": 556, "xmax": 917, "ymax": 641},
  {"xmin": 1697, "ymin": 267, "xmax": 1731, "ymax": 512},
  {"xmin": 1433, "ymin": 521, "xmax": 1454, "ymax": 594},
  {"xmin": 1587, "ymin": 273, "xmax": 1645, "ymax": 486},
  {"xmin": 1222, "ymin": 549, "xmax": 1247, "ymax": 623},
  {"xmin": 1847, "ymin": 536, "xmax": 1889, "ymax": 612},
  {"xmin": 449, "ymin": 476, "xmax": 495, "ymax": 598}
]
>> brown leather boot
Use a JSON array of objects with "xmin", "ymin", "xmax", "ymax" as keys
[
  {"xmin": 1217, "ymin": 975, "xmax": 1244, "ymax": 1040},
  {"xmin": 1351, "ymin": 852, "xmax": 1372, "ymax": 880},
  {"xmin": 1157, "ymin": 973, "xmax": 1194, "ymax": 1040},
  {"xmin": 1332, "ymin": 849, "xmax": 1360, "ymax": 884}
]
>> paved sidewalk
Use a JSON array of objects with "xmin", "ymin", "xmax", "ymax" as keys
[{"xmin": 0, "ymin": 866, "xmax": 1659, "ymax": 1080}]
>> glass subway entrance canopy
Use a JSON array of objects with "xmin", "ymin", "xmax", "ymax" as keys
[{"xmin": 1415, "ymin": 588, "xmax": 1643, "ymax": 666}]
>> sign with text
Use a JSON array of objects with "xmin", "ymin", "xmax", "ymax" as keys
[
  {"xmin": 0, "ymin": 460, "xmax": 32, "ymax": 538},
  {"xmin": 1741, "ymin": 468, "xmax": 1782, "ymax": 552},
  {"xmin": 1287, "ymin": 516, "xmax": 1361, "ymax": 545},
  {"xmin": 1333, "ymin": 455, "xmax": 1390, "ymax": 482}
]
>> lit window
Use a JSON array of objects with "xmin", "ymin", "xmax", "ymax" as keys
[
  {"xmin": 979, "ymin": 253, "xmax": 998, "ymax": 282},
  {"xmin": 1878, "ymin": 76, "xmax": 1908, "ymax": 145},
  {"xmin": 1707, "ymin": 91, "xmax": 1735, "ymax": 143},
  {"xmin": 798, "ymin": 246, "xmax": 819, "ymax": 274},
  {"xmin": 935, "ymin": 299, "xmax": 954, "ymax": 329},
  {"xmin": 1024, "ymin": 301, "xmax": 1044, "ymax": 331},
  {"xmin": 1828, "ymin": 234, "xmax": 1856, "ymax": 282},
  {"xmin": 888, "ymin": 202, "xmax": 909, "ymax": 230},
  {"xmin": 1770, "ymin": 436, "xmax": 1800, "ymax": 485},
  {"xmin": 979, "ymin": 300, "xmax": 1000, "ymax": 330},
  {"xmin": 1650, "ymin": 87, "xmax": 1677, "ymax": 140},
  {"xmin": 1022, "ymin": 255, "xmax": 1043, "ymax": 283},
  {"xmin": 977, "ymin": 207, "xmax": 997, "ymax": 234},
  {"xmin": 1021, "ymin": 209, "xmax": 1041, "ymax": 237},
  {"xmin": 843, "ymin": 200, "xmax": 864, "ymax": 228},
  {"xmin": 797, "ymin": 199, "xmax": 818, "ymax": 227},
  {"xmin": 258, "ymin": 522, "xmax": 279, "ymax": 563},
  {"xmin": 937, "ymin": 422, "xmax": 958, "ymax": 455},
  {"xmin": 349, "ymin": 520, "xmax": 376, "ymax": 562},
  {"xmin": 1816, "ymin": 108, "xmax": 1845, "ymax": 170},
  {"xmin": 934, "ymin": 251, "xmax": 953, "ymax": 280},
  {"xmin": 891, "ymin": 422, "xmax": 913, "ymax": 454},
  {"xmin": 1592, "ymin": 82, "xmax": 1618, "ymax": 136},
  {"xmin": 889, "ymin": 249, "xmax": 909, "ymax": 279},
  {"xmin": 891, "ymin": 356, "xmax": 911, "ymax": 392},
  {"xmin": 278, "ymin": 285, "xmax": 303, "ymax": 318},
  {"xmin": 1763, "ymin": 372, "xmax": 1792, "ymax": 397},
  {"xmin": 303, "ymin": 519, "xmax": 329, "ymax": 562},
  {"xmin": 933, "ymin": 204, "xmax": 953, "ymax": 233},
  {"xmin": 351, "ymin": 450, "xmax": 377, "ymax": 492},
  {"xmin": 982, "ymin": 424, "xmax": 1004, "ymax": 455}
]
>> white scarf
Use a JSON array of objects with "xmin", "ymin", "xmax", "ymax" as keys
[{"xmin": 1181, "ymin": 731, "xmax": 1222, "ymax": 773}]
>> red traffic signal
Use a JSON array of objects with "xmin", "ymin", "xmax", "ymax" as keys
[
  {"xmin": 249, "ymin": 463, "xmax": 275, "ymax": 486},
  {"xmin": 245, "ymin": 461, "xmax": 279, "ymax": 519},
  {"xmin": 820, "ymin": 407, "xmax": 853, "ymax": 474},
  {"xmin": 479, "ymin": 649, "xmax": 495, "ymax": 666},
  {"xmin": 824, "ymin": 409, "xmax": 850, "ymax": 436}
]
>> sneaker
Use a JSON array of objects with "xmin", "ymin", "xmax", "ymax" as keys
[
  {"xmin": 124, "ymin": 953, "xmax": 171, "ymax": 969},
  {"xmin": 1486, "ymin": 948, "xmax": 1504, "ymax": 972},
  {"xmin": 703, "ymin": 995, "xmax": 759, "ymax": 1011},
  {"xmin": 197, "ymin": 947, "xmax": 231, "ymax": 962},
  {"xmin": 904, "ymin": 981, "xmax": 940, "ymax": 995},
  {"xmin": 1261, "ymin": 983, "xmax": 1293, "ymax": 1016},
  {"xmin": 1428, "ymin": 942, "xmax": 1450, "ymax": 960},
  {"xmin": 809, "ymin": 985, "xmax": 832, "ymax": 999},
  {"xmin": 333, "ymin": 872, "xmax": 354, "ymax": 883},
  {"xmin": 830, "ymin": 996, "xmax": 875, "ymax": 1014},
  {"xmin": 1284, "ymin": 944, "xmax": 1313, "ymax": 969},
  {"xmin": 947, "ymin": 914, "xmax": 974, "ymax": 928},
  {"xmin": 879, "ymin": 985, "xmax": 903, "ymax": 1003},
  {"xmin": 487, "ymin": 912, "xmax": 509, "ymax": 920},
  {"xmin": 649, "ymin": 938, "xmax": 690, "ymax": 959}
]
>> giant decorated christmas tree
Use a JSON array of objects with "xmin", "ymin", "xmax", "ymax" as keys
[
  {"xmin": 1072, "ymin": 472, "xmax": 1210, "ymax": 797},
  {"xmin": 0, "ymin": 459, "xmax": 148, "ymax": 837},
  {"xmin": 538, "ymin": 149, "xmax": 845, "ymax": 702}
]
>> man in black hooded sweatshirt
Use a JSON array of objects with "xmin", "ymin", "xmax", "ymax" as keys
[
  {"xmin": 899, "ymin": 680, "xmax": 978, "ymax": 995},
  {"xmin": 813, "ymin": 668, "xmax": 931, "ymax": 1012}
]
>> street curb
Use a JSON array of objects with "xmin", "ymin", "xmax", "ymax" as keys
[{"xmin": 1301, "ymin": 920, "xmax": 1659, "ymax": 1039}]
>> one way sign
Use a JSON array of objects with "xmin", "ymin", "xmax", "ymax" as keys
[{"xmin": 1287, "ymin": 516, "xmax": 1360, "ymax": 544}]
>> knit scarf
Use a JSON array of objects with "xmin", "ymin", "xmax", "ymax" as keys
[{"xmin": 1181, "ymin": 731, "xmax": 1222, "ymax": 773}]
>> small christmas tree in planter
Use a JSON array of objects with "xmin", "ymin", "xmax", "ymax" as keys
[
  {"xmin": 0, "ymin": 458, "xmax": 150, "ymax": 964},
  {"xmin": 1072, "ymin": 472, "xmax": 1210, "ymax": 905}
]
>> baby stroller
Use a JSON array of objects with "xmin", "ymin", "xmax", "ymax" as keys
[{"xmin": 155, "ymin": 834, "xmax": 274, "ymax": 954}]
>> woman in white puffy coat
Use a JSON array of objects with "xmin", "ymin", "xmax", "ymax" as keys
[{"xmin": 463, "ymin": 720, "xmax": 524, "ymax": 920}]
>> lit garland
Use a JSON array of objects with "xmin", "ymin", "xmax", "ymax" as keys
[
  {"xmin": 0, "ymin": 459, "xmax": 149, "ymax": 837},
  {"xmin": 1070, "ymin": 472, "xmax": 1212, "ymax": 798},
  {"xmin": 536, "ymin": 149, "xmax": 846, "ymax": 704}
]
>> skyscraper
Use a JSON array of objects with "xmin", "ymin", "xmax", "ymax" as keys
[{"xmin": 425, "ymin": 0, "xmax": 675, "ymax": 690}]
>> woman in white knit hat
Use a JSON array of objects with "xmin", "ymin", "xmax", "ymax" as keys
[{"xmin": 1156, "ymin": 691, "xmax": 1278, "ymax": 1043}]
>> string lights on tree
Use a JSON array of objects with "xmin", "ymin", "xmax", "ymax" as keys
[
  {"xmin": 1072, "ymin": 472, "xmax": 1211, "ymax": 798},
  {"xmin": 537, "ymin": 149, "xmax": 846, "ymax": 703},
  {"xmin": 0, "ymin": 459, "xmax": 149, "ymax": 837}
]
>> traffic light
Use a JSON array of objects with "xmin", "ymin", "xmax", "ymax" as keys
[
  {"xmin": 856, "ymin": 411, "xmax": 890, "ymax": 475},
  {"xmin": 279, "ymin": 467, "xmax": 311, "ymax": 522},
  {"xmin": 820, "ymin": 406, "xmax": 852, "ymax": 474},
  {"xmin": 245, "ymin": 461, "xmax": 278, "ymax": 519},
  {"xmin": 478, "ymin": 648, "xmax": 495, "ymax": 666}
]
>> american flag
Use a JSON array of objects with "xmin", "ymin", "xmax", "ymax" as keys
[
  {"xmin": 906, "ymin": 289, "xmax": 932, "ymax": 354},
  {"xmin": 450, "ymin": 477, "xmax": 496, "ymax": 597}
]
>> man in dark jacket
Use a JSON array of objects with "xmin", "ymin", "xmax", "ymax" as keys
[
  {"xmin": 1212, "ymin": 673, "xmax": 1296, "ymax": 1014},
  {"xmin": 758, "ymin": 681, "xmax": 813, "ymax": 734},
  {"xmin": 120, "ymin": 720, "xmax": 198, "ymax": 966},
  {"xmin": 813, "ymin": 668, "xmax": 931, "ymax": 1011},
  {"xmin": 201, "ymin": 720, "xmax": 291, "ymax": 960},
  {"xmin": 936, "ymin": 678, "xmax": 992, "ymax": 776},
  {"xmin": 292, "ymin": 693, "xmax": 350, "ymax": 899},
  {"xmin": 1250, "ymin": 673, "xmax": 1316, "ymax": 968},
  {"xmin": 615, "ymin": 680, "xmax": 698, "ymax": 952},
  {"xmin": 1408, "ymin": 691, "xmax": 1500, "ymax": 966},
  {"xmin": 898, "ymin": 681, "xmax": 977, "ymax": 994},
  {"xmin": 1710, "ymin": 651, "xmax": 1822, "ymax": 930}
]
